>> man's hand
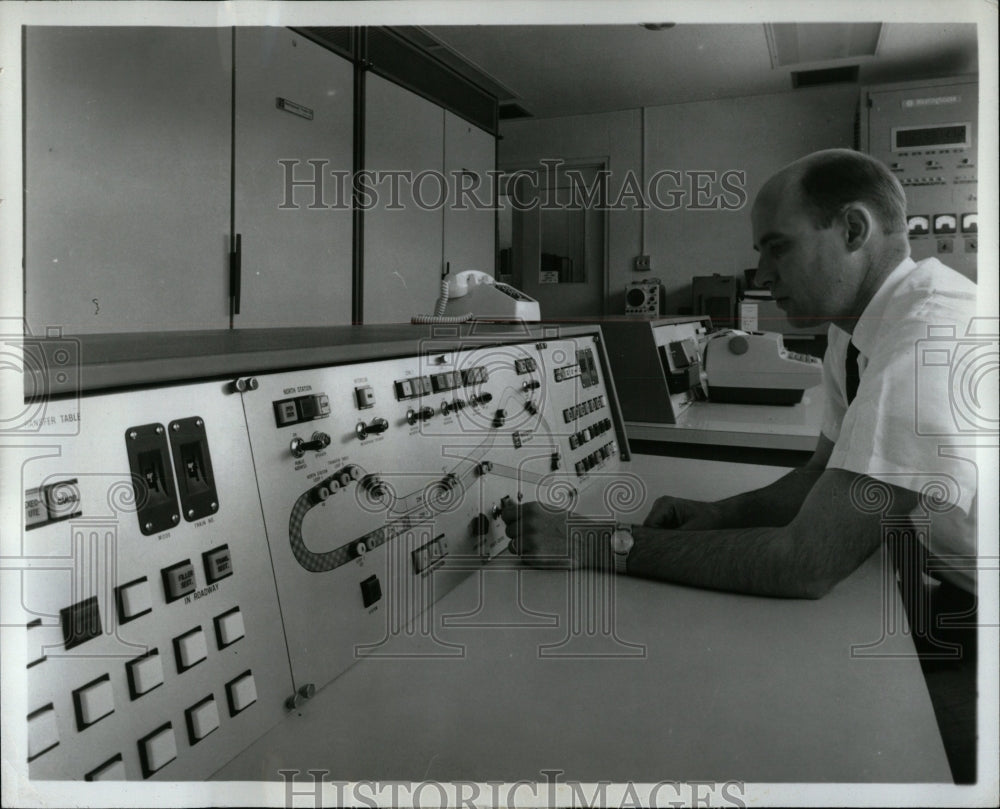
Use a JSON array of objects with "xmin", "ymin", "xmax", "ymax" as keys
[
  {"xmin": 642, "ymin": 495, "xmax": 726, "ymax": 530},
  {"xmin": 500, "ymin": 499, "xmax": 611, "ymax": 569}
]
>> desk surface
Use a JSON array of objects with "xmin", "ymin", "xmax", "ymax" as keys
[
  {"xmin": 215, "ymin": 455, "xmax": 949, "ymax": 784},
  {"xmin": 627, "ymin": 386, "xmax": 824, "ymax": 453}
]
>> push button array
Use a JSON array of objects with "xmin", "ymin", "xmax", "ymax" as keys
[
  {"xmin": 563, "ymin": 395, "xmax": 605, "ymax": 423},
  {"xmin": 574, "ymin": 441, "xmax": 618, "ymax": 477},
  {"xmin": 569, "ymin": 418, "xmax": 613, "ymax": 450}
]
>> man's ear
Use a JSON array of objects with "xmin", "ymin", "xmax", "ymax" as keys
[{"xmin": 842, "ymin": 204, "xmax": 874, "ymax": 252}]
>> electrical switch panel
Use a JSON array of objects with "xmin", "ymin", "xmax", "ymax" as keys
[
  {"xmin": 22, "ymin": 382, "xmax": 293, "ymax": 781},
  {"xmin": 20, "ymin": 324, "xmax": 629, "ymax": 781}
]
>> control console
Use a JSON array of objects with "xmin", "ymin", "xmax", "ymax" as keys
[{"xmin": 18, "ymin": 325, "xmax": 629, "ymax": 780}]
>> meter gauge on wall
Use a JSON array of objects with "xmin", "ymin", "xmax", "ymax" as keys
[
  {"xmin": 932, "ymin": 214, "xmax": 957, "ymax": 235},
  {"xmin": 906, "ymin": 215, "xmax": 930, "ymax": 236},
  {"xmin": 960, "ymin": 213, "xmax": 977, "ymax": 233}
]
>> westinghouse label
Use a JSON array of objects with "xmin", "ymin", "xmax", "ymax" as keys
[{"xmin": 903, "ymin": 94, "xmax": 961, "ymax": 107}]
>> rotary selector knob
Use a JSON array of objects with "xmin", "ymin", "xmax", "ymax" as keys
[{"xmin": 727, "ymin": 336, "xmax": 750, "ymax": 355}]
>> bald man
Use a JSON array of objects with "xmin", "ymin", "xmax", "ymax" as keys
[{"xmin": 502, "ymin": 149, "xmax": 979, "ymax": 601}]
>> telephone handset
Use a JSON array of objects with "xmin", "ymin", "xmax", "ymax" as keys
[{"xmin": 411, "ymin": 269, "xmax": 540, "ymax": 324}]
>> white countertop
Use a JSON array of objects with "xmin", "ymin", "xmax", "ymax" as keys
[
  {"xmin": 214, "ymin": 454, "xmax": 948, "ymax": 784},
  {"xmin": 627, "ymin": 386, "xmax": 824, "ymax": 452}
]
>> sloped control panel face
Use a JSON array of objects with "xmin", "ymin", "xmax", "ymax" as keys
[
  {"xmin": 21, "ymin": 383, "xmax": 294, "ymax": 781},
  {"xmin": 242, "ymin": 333, "xmax": 627, "ymax": 692},
  {"xmin": 20, "ymin": 328, "xmax": 629, "ymax": 781}
]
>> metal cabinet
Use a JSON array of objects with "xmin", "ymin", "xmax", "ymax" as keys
[
  {"xmin": 24, "ymin": 27, "xmax": 355, "ymax": 335},
  {"xmin": 24, "ymin": 28, "xmax": 233, "ymax": 334},
  {"xmin": 443, "ymin": 111, "xmax": 496, "ymax": 277},
  {"xmin": 363, "ymin": 75, "xmax": 497, "ymax": 324},
  {"xmin": 233, "ymin": 28, "xmax": 354, "ymax": 328},
  {"xmin": 363, "ymin": 73, "xmax": 446, "ymax": 324}
]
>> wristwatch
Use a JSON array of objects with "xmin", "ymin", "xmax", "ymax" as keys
[{"xmin": 610, "ymin": 523, "xmax": 635, "ymax": 574}]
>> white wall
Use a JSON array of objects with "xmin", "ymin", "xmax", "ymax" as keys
[{"xmin": 500, "ymin": 85, "xmax": 859, "ymax": 316}]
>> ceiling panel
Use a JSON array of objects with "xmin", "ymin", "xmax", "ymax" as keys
[{"xmin": 423, "ymin": 23, "xmax": 978, "ymax": 119}]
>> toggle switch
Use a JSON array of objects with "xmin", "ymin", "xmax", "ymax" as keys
[
  {"xmin": 356, "ymin": 418, "xmax": 389, "ymax": 439},
  {"xmin": 290, "ymin": 431, "xmax": 331, "ymax": 458}
]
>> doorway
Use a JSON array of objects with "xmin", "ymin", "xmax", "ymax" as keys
[{"xmin": 498, "ymin": 162, "xmax": 606, "ymax": 320}]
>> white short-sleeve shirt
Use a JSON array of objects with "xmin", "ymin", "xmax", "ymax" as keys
[{"xmin": 821, "ymin": 256, "xmax": 981, "ymax": 592}]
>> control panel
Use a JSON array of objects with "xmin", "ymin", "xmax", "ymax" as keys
[
  {"xmin": 861, "ymin": 77, "xmax": 978, "ymax": 280},
  {"xmin": 241, "ymin": 333, "xmax": 626, "ymax": 693},
  {"xmin": 601, "ymin": 317, "xmax": 712, "ymax": 425},
  {"xmin": 21, "ymin": 383, "xmax": 293, "ymax": 781},
  {"xmin": 18, "ymin": 326, "xmax": 629, "ymax": 780}
]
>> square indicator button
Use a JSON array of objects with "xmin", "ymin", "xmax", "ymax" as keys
[
  {"xmin": 139, "ymin": 724, "xmax": 176, "ymax": 778},
  {"xmin": 116, "ymin": 578, "xmax": 152, "ymax": 623},
  {"xmin": 86, "ymin": 754, "xmax": 125, "ymax": 781},
  {"xmin": 215, "ymin": 608, "xmax": 245, "ymax": 648},
  {"xmin": 275, "ymin": 401, "xmax": 298, "ymax": 426},
  {"xmin": 162, "ymin": 560, "xmax": 196, "ymax": 602},
  {"xmin": 203, "ymin": 545, "xmax": 233, "ymax": 583},
  {"xmin": 24, "ymin": 488, "xmax": 47, "ymax": 528},
  {"xmin": 186, "ymin": 697, "xmax": 220, "ymax": 743},
  {"xmin": 174, "ymin": 628, "xmax": 208, "ymax": 672},
  {"xmin": 27, "ymin": 705, "xmax": 59, "ymax": 762},
  {"xmin": 360, "ymin": 574, "xmax": 382, "ymax": 607},
  {"xmin": 127, "ymin": 651, "xmax": 164, "ymax": 699},
  {"xmin": 394, "ymin": 379, "xmax": 414, "ymax": 399},
  {"xmin": 298, "ymin": 396, "xmax": 317, "ymax": 419},
  {"xmin": 43, "ymin": 479, "xmax": 81, "ymax": 520},
  {"xmin": 73, "ymin": 675, "xmax": 115, "ymax": 729},
  {"xmin": 226, "ymin": 671, "xmax": 257, "ymax": 716},
  {"xmin": 60, "ymin": 596, "xmax": 101, "ymax": 650},
  {"xmin": 355, "ymin": 385, "xmax": 375, "ymax": 409}
]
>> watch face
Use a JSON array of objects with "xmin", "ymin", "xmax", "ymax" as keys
[{"xmin": 611, "ymin": 529, "xmax": 634, "ymax": 555}]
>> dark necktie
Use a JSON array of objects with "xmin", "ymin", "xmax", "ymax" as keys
[{"xmin": 845, "ymin": 341, "xmax": 861, "ymax": 405}]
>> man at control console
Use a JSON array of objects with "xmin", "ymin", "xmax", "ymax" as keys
[{"xmin": 502, "ymin": 149, "xmax": 980, "ymax": 605}]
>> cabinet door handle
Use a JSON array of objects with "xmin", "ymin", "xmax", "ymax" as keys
[{"xmin": 230, "ymin": 233, "xmax": 242, "ymax": 316}]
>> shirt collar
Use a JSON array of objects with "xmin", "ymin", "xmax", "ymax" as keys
[{"xmin": 850, "ymin": 256, "xmax": 916, "ymax": 357}]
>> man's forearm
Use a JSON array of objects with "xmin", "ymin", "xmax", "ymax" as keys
[
  {"xmin": 625, "ymin": 522, "xmax": 825, "ymax": 598},
  {"xmin": 704, "ymin": 467, "xmax": 824, "ymax": 528}
]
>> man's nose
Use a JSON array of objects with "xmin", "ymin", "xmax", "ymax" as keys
[{"xmin": 754, "ymin": 259, "xmax": 775, "ymax": 290}]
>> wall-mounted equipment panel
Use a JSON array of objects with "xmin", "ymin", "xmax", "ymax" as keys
[{"xmin": 861, "ymin": 77, "xmax": 978, "ymax": 280}]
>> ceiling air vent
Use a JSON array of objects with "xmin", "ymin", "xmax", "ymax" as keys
[
  {"xmin": 791, "ymin": 65, "xmax": 860, "ymax": 88},
  {"xmin": 499, "ymin": 103, "xmax": 533, "ymax": 121}
]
